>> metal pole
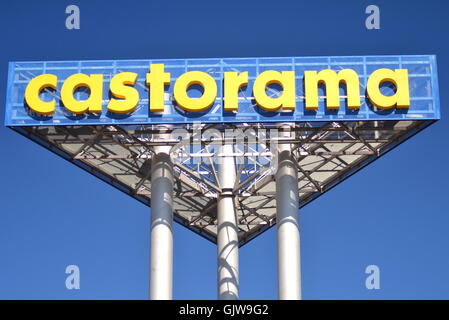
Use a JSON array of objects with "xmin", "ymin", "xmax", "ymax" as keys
[
  {"xmin": 217, "ymin": 143, "xmax": 239, "ymax": 300},
  {"xmin": 150, "ymin": 136, "xmax": 174, "ymax": 300},
  {"xmin": 276, "ymin": 126, "xmax": 301, "ymax": 300}
]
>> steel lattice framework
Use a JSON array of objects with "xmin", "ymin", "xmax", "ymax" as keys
[{"xmin": 11, "ymin": 119, "xmax": 434, "ymax": 246}]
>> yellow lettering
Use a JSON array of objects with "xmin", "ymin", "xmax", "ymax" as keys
[
  {"xmin": 23, "ymin": 66, "xmax": 412, "ymax": 117},
  {"xmin": 253, "ymin": 70, "xmax": 296, "ymax": 111},
  {"xmin": 107, "ymin": 72, "xmax": 139, "ymax": 114},
  {"xmin": 304, "ymin": 69, "xmax": 360, "ymax": 110},
  {"xmin": 366, "ymin": 68, "xmax": 410, "ymax": 110},
  {"xmin": 147, "ymin": 64, "xmax": 171, "ymax": 112},
  {"xmin": 173, "ymin": 71, "xmax": 217, "ymax": 112},
  {"xmin": 223, "ymin": 72, "xmax": 248, "ymax": 111},
  {"xmin": 24, "ymin": 74, "xmax": 58, "ymax": 115},
  {"xmin": 60, "ymin": 73, "xmax": 103, "ymax": 114}
]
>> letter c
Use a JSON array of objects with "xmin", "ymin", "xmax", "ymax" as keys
[{"xmin": 24, "ymin": 74, "xmax": 58, "ymax": 115}]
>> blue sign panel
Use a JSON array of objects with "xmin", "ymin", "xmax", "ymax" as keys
[{"xmin": 4, "ymin": 55, "xmax": 440, "ymax": 126}]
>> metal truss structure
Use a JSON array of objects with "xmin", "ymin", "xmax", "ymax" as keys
[{"xmin": 10, "ymin": 119, "xmax": 435, "ymax": 246}]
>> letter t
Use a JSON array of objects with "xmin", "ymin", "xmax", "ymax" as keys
[{"xmin": 146, "ymin": 64, "xmax": 171, "ymax": 112}]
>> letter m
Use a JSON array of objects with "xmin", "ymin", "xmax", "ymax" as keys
[{"xmin": 304, "ymin": 69, "xmax": 360, "ymax": 110}]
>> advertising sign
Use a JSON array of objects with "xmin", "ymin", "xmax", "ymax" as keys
[{"xmin": 4, "ymin": 55, "xmax": 440, "ymax": 126}]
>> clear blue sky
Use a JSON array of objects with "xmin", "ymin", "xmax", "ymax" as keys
[{"xmin": 0, "ymin": 0, "xmax": 448, "ymax": 299}]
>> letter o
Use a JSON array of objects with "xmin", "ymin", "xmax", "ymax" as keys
[{"xmin": 173, "ymin": 71, "xmax": 217, "ymax": 112}]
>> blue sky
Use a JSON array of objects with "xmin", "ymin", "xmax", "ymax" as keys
[{"xmin": 0, "ymin": 0, "xmax": 448, "ymax": 299}]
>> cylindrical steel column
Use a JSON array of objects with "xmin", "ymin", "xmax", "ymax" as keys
[
  {"xmin": 276, "ymin": 128, "xmax": 301, "ymax": 300},
  {"xmin": 150, "ymin": 142, "xmax": 174, "ymax": 300},
  {"xmin": 217, "ymin": 143, "xmax": 239, "ymax": 300}
]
